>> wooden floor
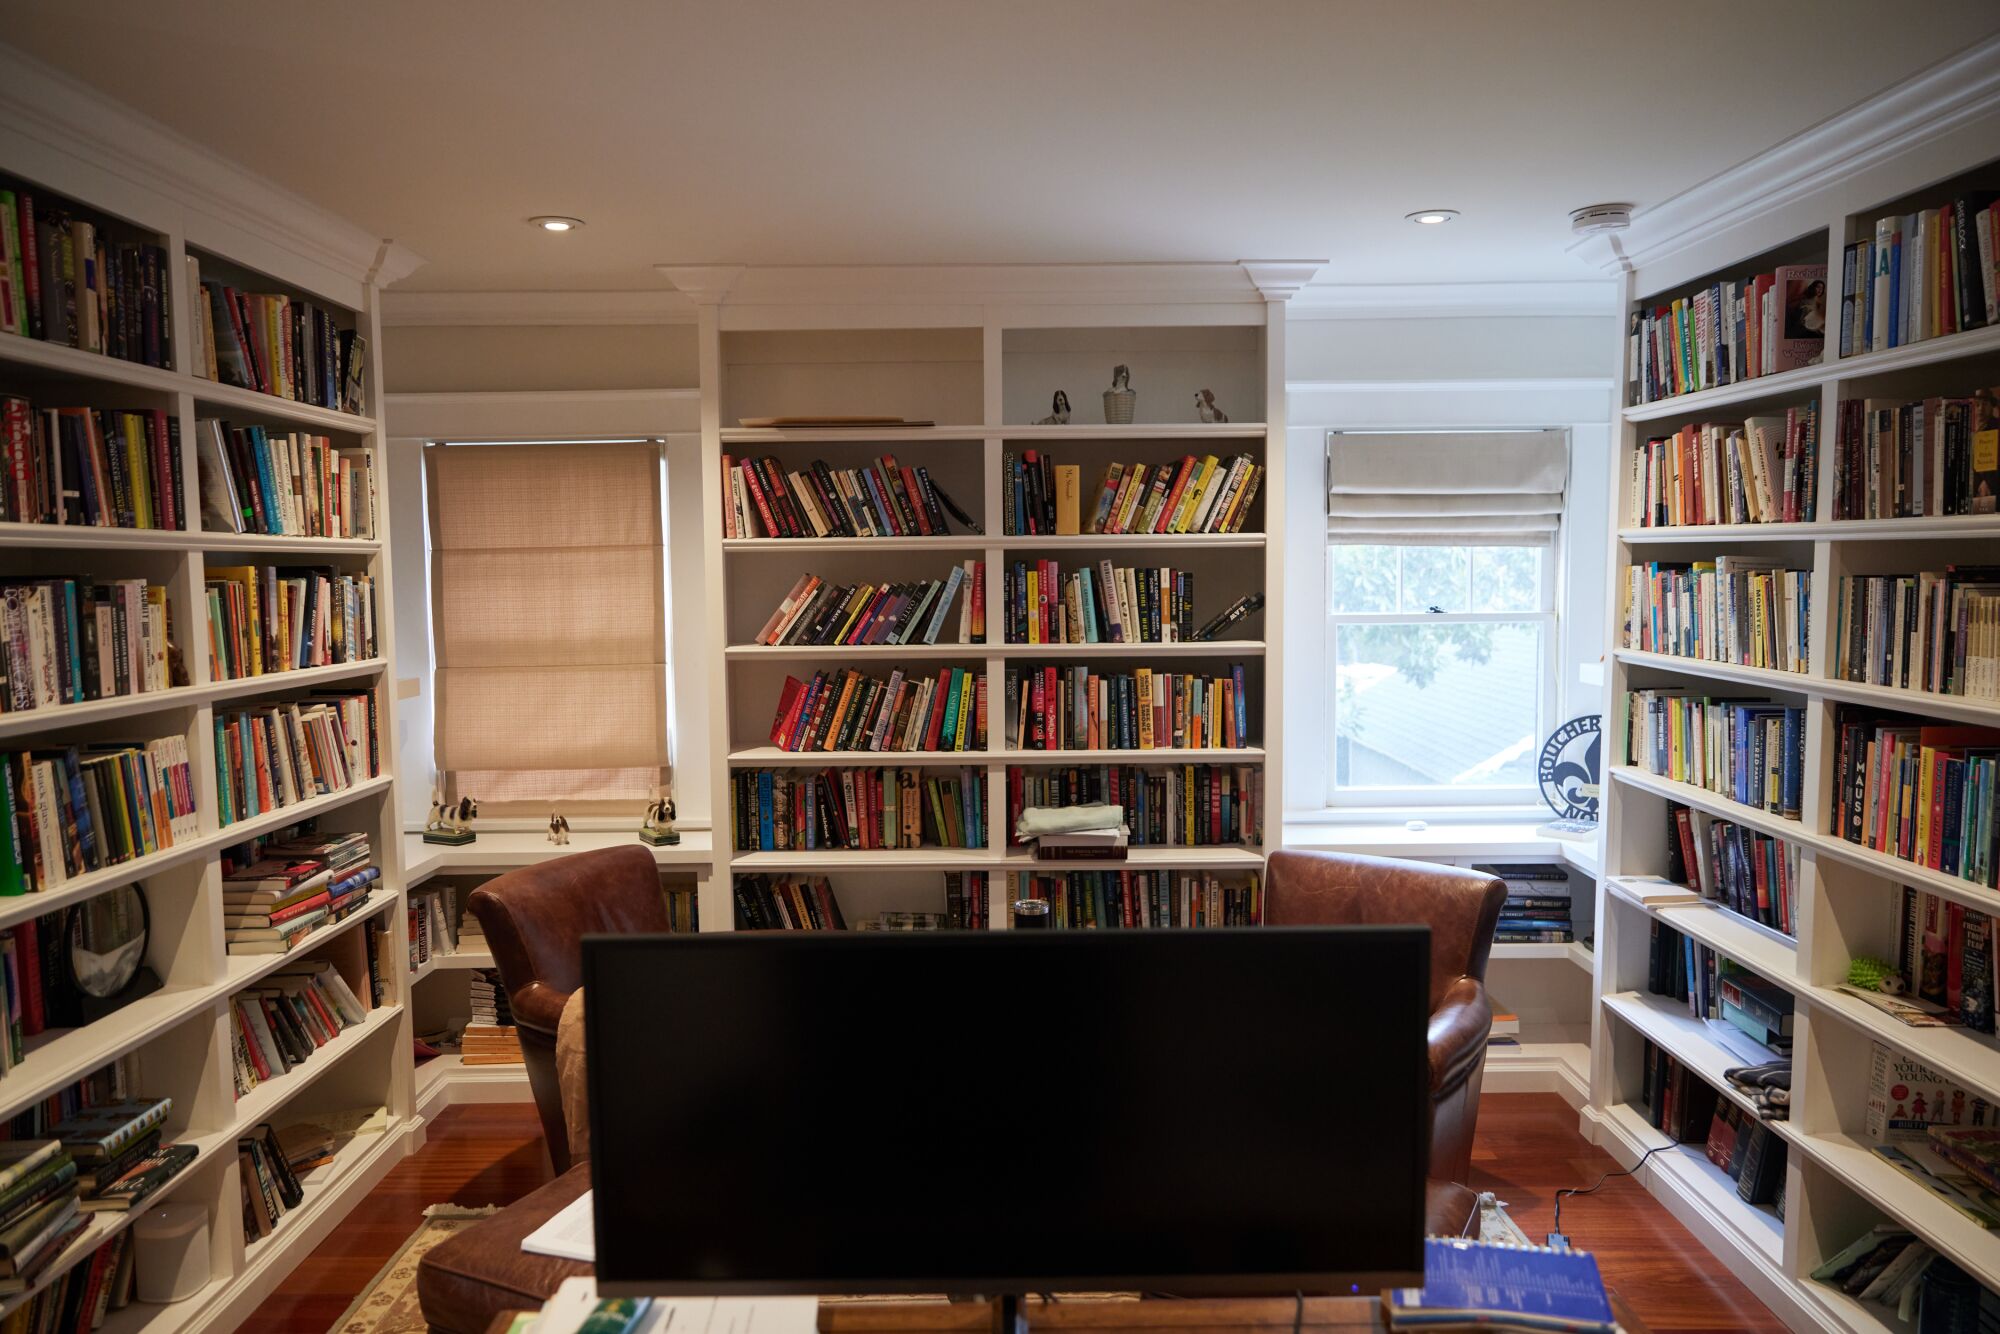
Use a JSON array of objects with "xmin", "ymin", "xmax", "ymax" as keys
[{"xmin": 248, "ymin": 1094, "xmax": 1785, "ymax": 1334}]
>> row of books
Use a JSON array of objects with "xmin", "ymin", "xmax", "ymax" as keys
[
  {"xmin": 1832, "ymin": 391, "xmax": 2000, "ymax": 520},
  {"xmin": 1627, "ymin": 409, "xmax": 1819, "ymax": 528},
  {"xmin": 733, "ymin": 874, "xmax": 848, "ymax": 931},
  {"xmin": 1832, "ymin": 568, "xmax": 2000, "ymax": 700},
  {"xmin": 0, "ymin": 741, "xmax": 199, "ymax": 895},
  {"xmin": 1832, "ymin": 710, "xmax": 1999, "ymax": 888},
  {"xmin": 721, "ymin": 453, "xmax": 976, "ymax": 540},
  {"xmin": 1625, "ymin": 263, "xmax": 1826, "ymax": 405},
  {"xmin": 3, "ymin": 1057, "xmax": 138, "ymax": 1143},
  {"xmin": 1621, "ymin": 691, "xmax": 1805, "ymax": 820},
  {"xmin": 1814, "ymin": 1224, "xmax": 1993, "ymax": 1328},
  {"xmin": 1842, "ymin": 196, "xmax": 2000, "ymax": 357},
  {"xmin": 214, "ymin": 694, "xmax": 378, "ymax": 828},
  {"xmin": 237, "ymin": 1121, "xmax": 308, "ymax": 1244},
  {"xmin": 0, "ymin": 186, "xmax": 172, "ymax": 370},
  {"xmin": 1864, "ymin": 1041, "xmax": 2000, "ymax": 1231},
  {"xmin": 1639, "ymin": 1041, "xmax": 1787, "ymax": 1208},
  {"xmin": 1008, "ymin": 869, "xmax": 1261, "ymax": 930},
  {"xmin": 1647, "ymin": 920, "xmax": 1795, "ymax": 1053},
  {"xmin": 224, "ymin": 850, "xmax": 379, "ymax": 957},
  {"xmin": 195, "ymin": 419, "xmax": 377, "ymax": 539},
  {"xmin": 1010, "ymin": 451, "xmax": 1264, "ymax": 537},
  {"xmin": 1621, "ymin": 558, "xmax": 1810, "ymax": 674},
  {"xmin": 1003, "ymin": 560, "xmax": 1197, "ymax": 645},
  {"xmin": 0, "ymin": 401, "xmax": 184, "ymax": 530},
  {"xmin": 1006, "ymin": 764, "xmax": 1262, "ymax": 848},
  {"xmin": 190, "ymin": 261, "xmax": 366, "ymax": 415},
  {"xmin": 1005, "ymin": 663, "xmax": 1252, "ymax": 752},
  {"xmin": 1, "ymin": 578, "xmax": 171, "ymax": 713},
  {"xmin": 203, "ymin": 565, "xmax": 378, "ymax": 680},
  {"xmin": 408, "ymin": 885, "xmax": 457, "ymax": 968},
  {"xmin": 754, "ymin": 565, "xmax": 983, "ymax": 648},
  {"xmin": 729, "ymin": 767, "xmax": 987, "ymax": 853},
  {"xmin": 767, "ymin": 667, "xmax": 986, "ymax": 754},
  {"xmin": 1476, "ymin": 863, "xmax": 1573, "ymax": 945},
  {"xmin": 228, "ymin": 960, "xmax": 372, "ymax": 1097},
  {"xmin": 1871, "ymin": 885, "xmax": 2000, "ymax": 1034},
  {"xmin": 0, "ymin": 914, "xmax": 67, "ymax": 1067},
  {"xmin": 1663, "ymin": 802, "xmax": 1800, "ymax": 937}
]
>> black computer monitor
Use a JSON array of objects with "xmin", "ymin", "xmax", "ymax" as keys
[{"xmin": 584, "ymin": 927, "xmax": 1431, "ymax": 1304}]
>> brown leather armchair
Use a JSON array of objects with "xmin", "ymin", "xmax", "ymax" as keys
[
  {"xmin": 468, "ymin": 845, "xmax": 675, "ymax": 1174},
  {"xmin": 1263, "ymin": 849, "xmax": 1506, "ymax": 1187}
]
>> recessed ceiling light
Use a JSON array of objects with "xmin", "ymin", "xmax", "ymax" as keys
[
  {"xmin": 529, "ymin": 216, "xmax": 584, "ymax": 232},
  {"xmin": 1405, "ymin": 210, "xmax": 1459, "ymax": 226}
]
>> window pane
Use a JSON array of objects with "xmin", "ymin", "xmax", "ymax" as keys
[
  {"xmin": 1471, "ymin": 547, "xmax": 1545, "ymax": 613},
  {"xmin": 1328, "ymin": 544, "xmax": 1399, "ymax": 613},
  {"xmin": 1334, "ymin": 622, "xmax": 1542, "ymax": 790},
  {"xmin": 1398, "ymin": 546, "xmax": 1470, "ymax": 613}
]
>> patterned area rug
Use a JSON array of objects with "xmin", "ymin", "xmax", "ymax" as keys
[{"xmin": 330, "ymin": 1204, "xmax": 500, "ymax": 1334}]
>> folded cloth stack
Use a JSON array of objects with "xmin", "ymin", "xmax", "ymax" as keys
[
  {"xmin": 1014, "ymin": 803, "xmax": 1125, "ymax": 840},
  {"xmin": 1725, "ymin": 1061, "xmax": 1792, "ymax": 1120}
]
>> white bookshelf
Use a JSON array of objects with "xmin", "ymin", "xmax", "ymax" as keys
[
  {"xmin": 0, "ymin": 66, "xmax": 420, "ymax": 1332},
  {"xmin": 664, "ymin": 272, "xmax": 1300, "ymax": 932},
  {"xmin": 1588, "ymin": 117, "xmax": 2000, "ymax": 1331}
]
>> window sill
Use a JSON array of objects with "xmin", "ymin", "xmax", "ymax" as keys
[{"xmin": 1280, "ymin": 817, "xmax": 1598, "ymax": 870}]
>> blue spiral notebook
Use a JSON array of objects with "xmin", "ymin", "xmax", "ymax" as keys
[{"xmin": 1386, "ymin": 1236, "xmax": 1618, "ymax": 1332}]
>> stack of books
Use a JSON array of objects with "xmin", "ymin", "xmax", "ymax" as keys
[
  {"xmin": 238, "ymin": 1122, "xmax": 303, "ymax": 1242},
  {"xmin": 228, "ymin": 959, "xmax": 371, "ymax": 1096},
  {"xmin": 1474, "ymin": 863, "xmax": 1573, "ymax": 945},
  {"xmin": 0, "ymin": 1138, "xmax": 84, "ymax": 1298},
  {"xmin": 1627, "ymin": 407, "xmax": 1819, "ymax": 527},
  {"xmin": 0, "ymin": 401, "xmax": 184, "ymax": 529},
  {"xmin": 190, "ymin": 265, "xmax": 367, "ymax": 414},
  {"xmin": 1, "ymin": 187, "xmax": 174, "ymax": 370},
  {"xmin": 52, "ymin": 1097, "xmax": 193, "ymax": 1215},
  {"xmin": 465, "ymin": 973, "xmax": 523, "ymax": 1066},
  {"xmin": 1007, "ymin": 764, "xmax": 1262, "ymax": 849},
  {"xmin": 1018, "ymin": 805, "xmax": 1129, "ymax": 862},
  {"xmin": 756, "ymin": 565, "xmax": 982, "ymax": 648},
  {"xmin": 195, "ymin": 419, "xmax": 375, "ymax": 539},
  {"xmin": 1813, "ymin": 1224, "xmax": 1993, "ymax": 1326},
  {"xmin": 222, "ymin": 835, "xmax": 376, "ymax": 955},
  {"xmin": 1831, "ymin": 390, "xmax": 2000, "ymax": 519},
  {"xmin": 721, "ymin": 452, "xmax": 974, "ymax": 539},
  {"xmin": 468, "ymin": 967, "xmax": 515, "ymax": 1028}
]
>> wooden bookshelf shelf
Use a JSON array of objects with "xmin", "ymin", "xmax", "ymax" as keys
[
  {"xmin": 1614, "ymin": 648, "xmax": 2000, "ymax": 726},
  {"xmin": 1619, "ymin": 515, "xmax": 2000, "ymax": 544},
  {"xmin": 0, "ymin": 660, "xmax": 386, "ymax": 742},
  {"xmin": 1602, "ymin": 991, "xmax": 1799, "ymax": 1138},
  {"xmin": 720, "ymin": 425, "xmax": 989, "ymax": 445},
  {"xmin": 992, "ymin": 746, "xmax": 1266, "ymax": 764},
  {"xmin": 996, "ymin": 532, "xmax": 1265, "ymax": 551},
  {"xmin": 0, "ymin": 328, "xmax": 187, "ymax": 394},
  {"xmin": 723, "ymin": 536, "xmax": 986, "ymax": 553},
  {"xmin": 1605, "ymin": 879, "xmax": 1799, "ymax": 989},
  {"xmin": 728, "ymin": 745, "xmax": 988, "ymax": 766},
  {"xmin": 188, "ymin": 379, "xmax": 378, "ymax": 435},
  {"xmin": 724, "ymin": 642, "xmax": 988, "ymax": 661},
  {"xmin": 993, "ymin": 641, "xmax": 1266, "ymax": 659},
  {"xmin": 999, "ymin": 423, "xmax": 1269, "ymax": 440},
  {"xmin": 229, "ymin": 1003, "xmax": 402, "ymax": 1132},
  {"xmin": 1808, "ymin": 986, "xmax": 2000, "ymax": 1107}
]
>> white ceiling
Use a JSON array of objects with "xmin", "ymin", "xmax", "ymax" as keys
[{"xmin": 8, "ymin": 1, "xmax": 1997, "ymax": 292}]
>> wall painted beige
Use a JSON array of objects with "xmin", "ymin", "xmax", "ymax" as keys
[
  {"xmin": 1287, "ymin": 315, "xmax": 1611, "ymax": 382},
  {"xmin": 382, "ymin": 323, "xmax": 700, "ymax": 392}
]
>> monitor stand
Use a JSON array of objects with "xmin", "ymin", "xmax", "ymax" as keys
[{"xmin": 991, "ymin": 1293, "xmax": 1029, "ymax": 1334}]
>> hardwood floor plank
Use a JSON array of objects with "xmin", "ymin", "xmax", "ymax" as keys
[{"xmin": 247, "ymin": 1093, "xmax": 1785, "ymax": 1334}]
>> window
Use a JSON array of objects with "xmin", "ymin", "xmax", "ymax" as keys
[
  {"xmin": 426, "ymin": 440, "xmax": 671, "ymax": 814},
  {"xmin": 1324, "ymin": 430, "xmax": 1566, "ymax": 807}
]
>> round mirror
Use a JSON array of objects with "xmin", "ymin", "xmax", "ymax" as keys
[{"xmin": 67, "ymin": 883, "xmax": 152, "ymax": 1006}]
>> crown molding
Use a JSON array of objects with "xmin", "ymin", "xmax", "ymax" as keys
[
  {"xmin": 653, "ymin": 262, "xmax": 1327, "ymax": 307},
  {"xmin": 1290, "ymin": 280, "xmax": 1620, "ymax": 320},
  {"xmin": 380, "ymin": 289, "xmax": 698, "ymax": 327},
  {"xmin": 0, "ymin": 42, "xmax": 421, "ymax": 291},
  {"xmin": 1567, "ymin": 32, "xmax": 2000, "ymax": 277}
]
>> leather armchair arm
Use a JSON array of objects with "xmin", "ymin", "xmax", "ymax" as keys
[
  {"xmin": 509, "ymin": 980, "xmax": 571, "ymax": 1038},
  {"xmin": 1428, "ymin": 975, "xmax": 1493, "ymax": 1099}
]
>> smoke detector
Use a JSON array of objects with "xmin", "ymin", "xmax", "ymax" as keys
[{"xmin": 1571, "ymin": 204, "xmax": 1633, "ymax": 235}]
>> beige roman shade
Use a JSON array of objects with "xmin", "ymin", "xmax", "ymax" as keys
[
  {"xmin": 428, "ymin": 441, "xmax": 669, "ymax": 814},
  {"xmin": 1327, "ymin": 429, "xmax": 1569, "ymax": 545}
]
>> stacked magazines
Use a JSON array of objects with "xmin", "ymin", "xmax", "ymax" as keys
[
  {"xmin": 1475, "ymin": 863, "xmax": 1574, "ymax": 945},
  {"xmin": 222, "ymin": 832, "xmax": 378, "ymax": 955}
]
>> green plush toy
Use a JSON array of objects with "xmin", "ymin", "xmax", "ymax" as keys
[{"xmin": 1846, "ymin": 956, "xmax": 1906, "ymax": 994}]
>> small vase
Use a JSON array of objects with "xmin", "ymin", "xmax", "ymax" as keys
[{"xmin": 1102, "ymin": 388, "xmax": 1136, "ymax": 424}]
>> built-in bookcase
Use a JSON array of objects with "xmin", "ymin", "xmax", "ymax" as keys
[
  {"xmin": 1595, "ymin": 132, "xmax": 2000, "ymax": 1331},
  {"xmin": 686, "ymin": 282, "xmax": 1290, "ymax": 933},
  {"xmin": 0, "ymin": 119, "xmax": 412, "ymax": 1330}
]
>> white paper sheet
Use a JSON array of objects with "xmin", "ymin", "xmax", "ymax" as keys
[
  {"xmin": 521, "ymin": 1189, "xmax": 596, "ymax": 1262},
  {"xmin": 527, "ymin": 1278, "xmax": 818, "ymax": 1334}
]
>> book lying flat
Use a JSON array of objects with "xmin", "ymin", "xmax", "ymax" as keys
[{"xmin": 1387, "ymin": 1236, "xmax": 1616, "ymax": 1332}]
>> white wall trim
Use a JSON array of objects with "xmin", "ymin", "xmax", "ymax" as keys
[
  {"xmin": 381, "ymin": 289, "xmax": 698, "ymax": 327},
  {"xmin": 1568, "ymin": 31, "xmax": 2000, "ymax": 277},
  {"xmin": 0, "ymin": 41, "xmax": 419, "ymax": 290},
  {"xmin": 655, "ymin": 261, "xmax": 1328, "ymax": 308},
  {"xmin": 385, "ymin": 389, "xmax": 701, "ymax": 440},
  {"xmin": 1290, "ymin": 281, "xmax": 1619, "ymax": 320}
]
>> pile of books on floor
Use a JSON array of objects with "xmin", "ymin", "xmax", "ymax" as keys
[
  {"xmin": 464, "ymin": 969, "xmax": 523, "ymax": 1066},
  {"xmin": 222, "ymin": 832, "xmax": 378, "ymax": 955},
  {"xmin": 229, "ymin": 960, "xmax": 372, "ymax": 1096},
  {"xmin": 1476, "ymin": 863, "xmax": 1573, "ymax": 944},
  {"xmin": 1815, "ymin": 1225, "xmax": 1996, "ymax": 1327},
  {"xmin": 1018, "ymin": 803, "xmax": 1128, "ymax": 861}
]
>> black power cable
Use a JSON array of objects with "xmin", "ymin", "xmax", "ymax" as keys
[{"xmin": 1549, "ymin": 1143, "xmax": 1676, "ymax": 1246}]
